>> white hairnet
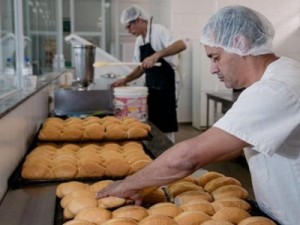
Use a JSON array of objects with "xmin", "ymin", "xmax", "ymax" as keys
[
  {"xmin": 200, "ymin": 5, "xmax": 275, "ymax": 56},
  {"xmin": 120, "ymin": 5, "xmax": 149, "ymax": 25}
]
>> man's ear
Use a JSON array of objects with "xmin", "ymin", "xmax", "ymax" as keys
[{"xmin": 232, "ymin": 34, "xmax": 251, "ymax": 54}]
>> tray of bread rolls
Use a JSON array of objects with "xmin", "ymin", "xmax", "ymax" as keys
[
  {"xmin": 37, "ymin": 116, "xmax": 153, "ymax": 142},
  {"xmin": 53, "ymin": 171, "xmax": 279, "ymax": 225},
  {"xmin": 8, "ymin": 141, "xmax": 155, "ymax": 188}
]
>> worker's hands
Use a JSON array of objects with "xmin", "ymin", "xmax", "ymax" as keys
[
  {"xmin": 96, "ymin": 180, "xmax": 144, "ymax": 205},
  {"xmin": 142, "ymin": 53, "xmax": 160, "ymax": 69},
  {"xmin": 111, "ymin": 78, "xmax": 127, "ymax": 88}
]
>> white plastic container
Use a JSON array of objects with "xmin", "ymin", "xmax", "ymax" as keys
[{"xmin": 113, "ymin": 86, "xmax": 148, "ymax": 121}]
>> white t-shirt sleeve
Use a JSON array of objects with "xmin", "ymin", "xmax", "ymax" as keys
[{"xmin": 214, "ymin": 80, "xmax": 300, "ymax": 156}]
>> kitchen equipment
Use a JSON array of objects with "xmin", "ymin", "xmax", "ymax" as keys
[
  {"xmin": 93, "ymin": 61, "xmax": 161, "ymax": 68},
  {"xmin": 54, "ymin": 89, "xmax": 113, "ymax": 117},
  {"xmin": 73, "ymin": 44, "xmax": 96, "ymax": 88}
]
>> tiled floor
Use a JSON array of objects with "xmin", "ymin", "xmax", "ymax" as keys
[{"xmin": 175, "ymin": 123, "xmax": 255, "ymax": 200}]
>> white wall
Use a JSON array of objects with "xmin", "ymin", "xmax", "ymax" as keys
[{"xmin": 170, "ymin": 0, "xmax": 300, "ymax": 127}]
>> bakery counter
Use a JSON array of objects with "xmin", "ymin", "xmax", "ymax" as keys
[{"xmin": 0, "ymin": 122, "xmax": 174, "ymax": 225}]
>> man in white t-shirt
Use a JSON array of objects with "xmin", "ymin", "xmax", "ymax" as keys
[
  {"xmin": 112, "ymin": 5, "xmax": 186, "ymax": 142},
  {"xmin": 98, "ymin": 5, "xmax": 300, "ymax": 225}
]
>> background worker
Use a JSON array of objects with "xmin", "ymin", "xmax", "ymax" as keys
[{"xmin": 112, "ymin": 5, "xmax": 187, "ymax": 142}]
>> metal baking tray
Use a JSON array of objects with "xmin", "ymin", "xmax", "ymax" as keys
[{"xmin": 8, "ymin": 141, "xmax": 155, "ymax": 189}]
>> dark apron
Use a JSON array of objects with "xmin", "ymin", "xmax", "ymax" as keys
[{"xmin": 139, "ymin": 18, "xmax": 178, "ymax": 132}]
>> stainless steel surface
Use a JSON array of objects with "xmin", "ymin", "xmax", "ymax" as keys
[
  {"xmin": 0, "ymin": 185, "xmax": 57, "ymax": 225},
  {"xmin": 73, "ymin": 44, "xmax": 96, "ymax": 88},
  {"xmin": 54, "ymin": 89, "xmax": 113, "ymax": 116}
]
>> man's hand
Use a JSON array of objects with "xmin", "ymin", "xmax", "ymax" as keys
[
  {"xmin": 111, "ymin": 78, "xmax": 127, "ymax": 88},
  {"xmin": 142, "ymin": 53, "xmax": 160, "ymax": 69}
]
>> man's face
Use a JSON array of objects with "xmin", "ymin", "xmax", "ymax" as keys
[
  {"xmin": 204, "ymin": 45, "xmax": 245, "ymax": 89},
  {"xmin": 125, "ymin": 18, "xmax": 141, "ymax": 36}
]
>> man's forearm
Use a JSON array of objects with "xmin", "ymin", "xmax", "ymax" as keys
[
  {"xmin": 156, "ymin": 40, "xmax": 187, "ymax": 59},
  {"xmin": 124, "ymin": 66, "xmax": 144, "ymax": 83}
]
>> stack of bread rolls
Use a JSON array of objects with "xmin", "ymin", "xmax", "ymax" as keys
[
  {"xmin": 37, "ymin": 116, "xmax": 151, "ymax": 141},
  {"xmin": 21, "ymin": 142, "xmax": 152, "ymax": 180},
  {"xmin": 57, "ymin": 171, "xmax": 276, "ymax": 225}
]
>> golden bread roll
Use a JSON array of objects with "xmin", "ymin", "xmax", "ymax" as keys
[
  {"xmin": 201, "ymin": 220, "xmax": 234, "ymax": 225},
  {"xmin": 127, "ymin": 122, "xmax": 151, "ymax": 132},
  {"xmin": 105, "ymin": 128, "xmax": 127, "ymax": 140},
  {"xmin": 174, "ymin": 190, "xmax": 212, "ymax": 205},
  {"xmin": 168, "ymin": 181, "xmax": 203, "ymax": 197},
  {"xmin": 56, "ymin": 181, "xmax": 89, "ymax": 198},
  {"xmin": 121, "ymin": 117, "xmax": 139, "ymax": 124},
  {"xmin": 106, "ymin": 123, "xmax": 128, "ymax": 131},
  {"xmin": 211, "ymin": 185, "xmax": 249, "ymax": 200},
  {"xmin": 77, "ymin": 162, "xmax": 106, "ymax": 178},
  {"xmin": 238, "ymin": 216, "xmax": 276, "ymax": 225},
  {"xmin": 101, "ymin": 218, "xmax": 138, "ymax": 225},
  {"xmin": 130, "ymin": 159, "xmax": 152, "ymax": 173},
  {"xmin": 142, "ymin": 187, "xmax": 167, "ymax": 205},
  {"xmin": 83, "ymin": 123, "xmax": 105, "ymax": 140},
  {"xmin": 61, "ymin": 127, "xmax": 83, "ymax": 141},
  {"xmin": 38, "ymin": 126, "xmax": 62, "ymax": 140},
  {"xmin": 148, "ymin": 202, "xmax": 183, "ymax": 218},
  {"xmin": 63, "ymin": 207, "xmax": 75, "ymax": 220},
  {"xmin": 122, "ymin": 141, "xmax": 142, "ymax": 149},
  {"xmin": 127, "ymin": 127, "xmax": 148, "ymax": 139},
  {"xmin": 212, "ymin": 197, "xmax": 251, "ymax": 212},
  {"xmin": 112, "ymin": 205, "xmax": 148, "ymax": 221},
  {"xmin": 21, "ymin": 163, "xmax": 50, "ymax": 179},
  {"xmin": 180, "ymin": 200, "xmax": 215, "ymax": 215},
  {"xmin": 174, "ymin": 211, "xmax": 211, "ymax": 225},
  {"xmin": 63, "ymin": 219, "xmax": 95, "ymax": 225},
  {"xmin": 139, "ymin": 215, "xmax": 178, "ymax": 225},
  {"xmin": 51, "ymin": 163, "xmax": 78, "ymax": 179},
  {"xmin": 105, "ymin": 158, "xmax": 131, "ymax": 177},
  {"xmin": 66, "ymin": 196, "xmax": 98, "ymax": 217},
  {"xmin": 204, "ymin": 176, "xmax": 242, "ymax": 193},
  {"xmin": 89, "ymin": 180, "xmax": 113, "ymax": 193},
  {"xmin": 98, "ymin": 196, "xmax": 126, "ymax": 209},
  {"xmin": 212, "ymin": 207, "xmax": 251, "ymax": 224},
  {"xmin": 198, "ymin": 171, "xmax": 225, "ymax": 187},
  {"xmin": 74, "ymin": 207, "xmax": 112, "ymax": 224},
  {"xmin": 61, "ymin": 189, "xmax": 94, "ymax": 208},
  {"xmin": 61, "ymin": 144, "xmax": 81, "ymax": 151}
]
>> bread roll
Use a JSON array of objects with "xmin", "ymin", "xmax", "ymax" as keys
[
  {"xmin": 61, "ymin": 189, "xmax": 94, "ymax": 208},
  {"xmin": 180, "ymin": 200, "xmax": 215, "ymax": 215},
  {"xmin": 198, "ymin": 171, "xmax": 225, "ymax": 187},
  {"xmin": 238, "ymin": 216, "xmax": 276, "ymax": 225},
  {"xmin": 66, "ymin": 196, "xmax": 98, "ymax": 217},
  {"xmin": 105, "ymin": 158, "xmax": 131, "ymax": 177},
  {"xmin": 56, "ymin": 181, "xmax": 89, "ymax": 198},
  {"xmin": 38, "ymin": 126, "xmax": 62, "ymax": 140},
  {"xmin": 139, "ymin": 215, "xmax": 178, "ymax": 225},
  {"xmin": 89, "ymin": 180, "xmax": 113, "ymax": 193},
  {"xmin": 204, "ymin": 176, "xmax": 242, "ymax": 193},
  {"xmin": 77, "ymin": 161, "xmax": 106, "ymax": 178},
  {"xmin": 83, "ymin": 123, "xmax": 105, "ymax": 140},
  {"xmin": 168, "ymin": 181, "xmax": 203, "ymax": 197},
  {"xmin": 212, "ymin": 207, "xmax": 251, "ymax": 224},
  {"xmin": 142, "ymin": 187, "xmax": 166, "ymax": 205},
  {"xmin": 174, "ymin": 211, "xmax": 211, "ymax": 225},
  {"xmin": 201, "ymin": 220, "xmax": 234, "ymax": 225},
  {"xmin": 74, "ymin": 207, "xmax": 112, "ymax": 224},
  {"xmin": 112, "ymin": 205, "xmax": 148, "ymax": 221},
  {"xmin": 127, "ymin": 127, "xmax": 148, "ymax": 139},
  {"xmin": 211, "ymin": 185, "xmax": 249, "ymax": 200},
  {"xmin": 21, "ymin": 163, "xmax": 50, "ymax": 179},
  {"xmin": 212, "ymin": 197, "xmax": 251, "ymax": 212},
  {"xmin": 174, "ymin": 190, "xmax": 212, "ymax": 205},
  {"xmin": 63, "ymin": 219, "xmax": 94, "ymax": 225},
  {"xmin": 148, "ymin": 202, "xmax": 183, "ymax": 218},
  {"xmin": 98, "ymin": 196, "xmax": 126, "ymax": 209},
  {"xmin": 51, "ymin": 162, "xmax": 78, "ymax": 179},
  {"xmin": 130, "ymin": 159, "xmax": 152, "ymax": 173},
  {"xmin": 105, "ymin": 128, "xmax": 127, "ymax": 140},
  {"xmin": 101, "ymin": 218, "xmax": 138, "ymax": 225}
]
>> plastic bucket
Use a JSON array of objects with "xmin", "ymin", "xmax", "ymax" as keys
[{"xmin": 113, "ymin": 86, "xmax": 148, "ymax": 121}]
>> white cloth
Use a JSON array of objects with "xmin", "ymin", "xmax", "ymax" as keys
[{"xmin": 214, "ymin": 57, "xmax": 300, "ymax": 225}]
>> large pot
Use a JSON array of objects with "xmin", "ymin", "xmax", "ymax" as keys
[{"xmin": 73, "ymin": 44, "xmax": 96, "ymax": 88}]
